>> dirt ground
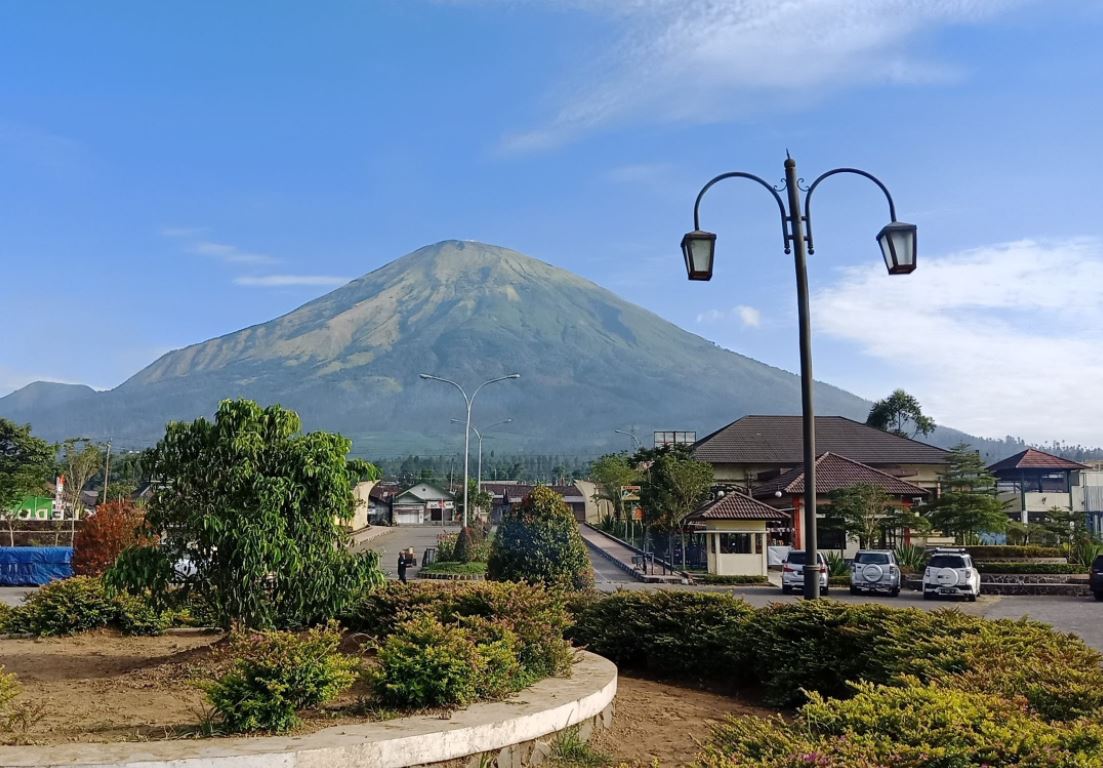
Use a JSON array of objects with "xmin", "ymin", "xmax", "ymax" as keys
[{"xmin": 589, "ymin": 675, "xmax": 774, "ymax": 768}]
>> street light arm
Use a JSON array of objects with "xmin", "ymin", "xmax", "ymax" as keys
[
  {"xmin": 802, "ymin": 168, "xmax": 899, "ymax": 255},
  {"xmin": 419, "ymin": 373, "xmax": 470, "ymax": 407},
  {"xmin": 692, "ymin": 171, "xmax": 791, "ymax": 254},
  {"xmin": 470, "ymin": 373, "xmax": 521, "ymax": 402}
]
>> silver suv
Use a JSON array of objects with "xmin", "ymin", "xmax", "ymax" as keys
[
  {"xmin": 849, "ymin": 550, "xmax": 901, "ymax": 596},
  {"xmin": 781, "ymin": 551, "xmax": 829, "ymax": 595}
]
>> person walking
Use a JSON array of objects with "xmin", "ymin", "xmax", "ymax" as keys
[{"xmin": 397, "ymin": 550, "xmax": 409, "ymax": 584}]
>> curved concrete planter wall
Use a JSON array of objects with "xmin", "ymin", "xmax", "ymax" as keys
[{"xmin": 0, "ymin": 652, "xmax": 616, "ymax": 768}]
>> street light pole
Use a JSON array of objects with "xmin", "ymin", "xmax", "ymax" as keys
[
  {"xmin": 681, "ymin": 153, "xmax": 917, "ymax": 599},
  {"xmin": 451, "ymin": 418, "xmax": 513, "ymax": 496},
  {"xmin": 421, "ymin": 373, "xmax": 520, "ymax": 527},
  {"xmin": 614, "ymin": 429, "xmax": 642, "ymax": 450}
]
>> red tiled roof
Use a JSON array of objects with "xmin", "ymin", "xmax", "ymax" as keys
[
  {"xmin": 752, "ymin": 452, "xmax": 930, "ymax": 497},
  {"xmin": 687, "ymin": 491, "xmax": 789, "ymax": 521},
  {"xmin": 694, "ymin": 415, "xmax": 949, "ymax": 465},
  {"xmin": 987, "ymin": 448, "xmax": 1089, "ymax": 473}
]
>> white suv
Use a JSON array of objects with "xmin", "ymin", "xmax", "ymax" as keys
[
  {"xmin": 922, "ymin": 549, "xmax": 980, "ymax": 602},
  {"xmin": 781, "ymin": 551, "xmax": 829, "ymax": 595}
]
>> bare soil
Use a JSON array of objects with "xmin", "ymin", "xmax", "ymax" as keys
[
  {"xmin": 589, "ymin": 675, "xmax": 774, "ymax": 768},
  {"xmin": 0, "ymin": 630, "xmax": 374, "ymax": 744}
]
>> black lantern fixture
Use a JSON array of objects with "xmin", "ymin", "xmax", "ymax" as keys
[
  {"xmin": 681, "ymin": 230, "xmax": 716, "ymax": 281},
  {"xmin": 876, "ymin": 221, "xmax": 917, "ymax": 275}
]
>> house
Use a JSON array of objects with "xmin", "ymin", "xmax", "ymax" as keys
[
  {"xmin": 478, "ymin": 482, "xmax": 590, "ymax": 523},
  {"xmin": 693, "ymin": 415, "xmax": 950, "ymax": 492},
  {"xmin": 391, "ymin": 482, "xmax": 456, "ymax": 525},
  {"xmin": 368, "ymin": 482, "xmax": 399, "ymax": 525},
  {"xmin": 989, "ymin": 449, "xmax": 1090, "ymax": 525},
  {"xmin": 684, "ymin": 491, "xmax": 788, "ymax": 577},
  {"xmin": 1073, "ymin": 460, "xmax": 1103, "ymax": 536},
  {"xmin": 750, "ymin": 452, "xmax": 931, "ymax": 555}
]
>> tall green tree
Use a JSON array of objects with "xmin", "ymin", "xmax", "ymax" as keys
[
  {"xmin": 107, "ymin": 399, "xmax": 383, "ymax": 629},
  {"xmin": 824, "ymin": 483, "xmax": 892, "ymax": 549},
  {"xmin": 0, "ymin": 419, "xmax": 55, "ymax": 545},
  {"xmin": 925, "ymin": 444, "xmax": 1008, "ymax": 542},
  {"xmin": 636, "ymin": 445, "xmax": 713, "ymax": 566},
  {"xmin": 588, "ymin": 453, "xmax": 639, "ymax": 521},
  {"xmin": 866, "ymin": 389, "xmax": 936, "ymax": 439},
  {"xmin": 59, "ymin": 438, "xmax": 105, "ymax": 518}
]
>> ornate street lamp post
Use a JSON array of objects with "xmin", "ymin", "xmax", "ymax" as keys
[
  {"xmin": 682, "ymin": 153, "xmax": 916, "ymax": 599},
  {"xmin": 420, "ymin": 373, "xmax": 520, "ymax": 527}
]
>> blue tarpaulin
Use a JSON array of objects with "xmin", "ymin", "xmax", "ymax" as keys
[{"xmin": 0, "ymin": 547, "xmax": 73, "ymax": 586}]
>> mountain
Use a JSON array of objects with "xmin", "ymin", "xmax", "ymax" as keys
[{"xmin": 1, "ymin": 240, "xmax": 879, "ymax": 453}]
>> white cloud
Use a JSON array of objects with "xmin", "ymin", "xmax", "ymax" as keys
[
  {"xmin": 814, "ymin": 238, "xmax": 1103, "ymax": 445},
  {"xmin": 190, "ymin": 241, "xmax": 278, "ymax": 266},
  {"xmin": 487, "ymin": 0, "xmax": 1025, "ymax": 150},
  {"xmin": 234, "ymin": 275, "xmax": 352, "ymax": 288},
  {"xmin": 159, "ymin": 226, "xmax": 207, "ymax": 238},
  {"xmin": 697, "ymin": 304, "xmax": 762, "ymax": 328}
]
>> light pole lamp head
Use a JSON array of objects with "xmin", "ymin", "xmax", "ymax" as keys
[
  {"xmin": 877, "ymin": 222, "xmax": 917, "ymax": 275},
  {"xmin": 681, "ymin": 230, "xmax": 716, "ymax": 281}
]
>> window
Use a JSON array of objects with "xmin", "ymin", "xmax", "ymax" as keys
[
  {"xmin": 855, "ymin": 552, "xmax": 891, "ymax": 565},
  {"xmin": 928, "ymin": 554, "xmax": 968, "ymax": 569},
  {"xmin": 817, "ymin": 528, "xmax": 846, "ymax": 550},
  {"xmin": 718, "ymin": 533, "xmax": 755, "ymax": 554}
]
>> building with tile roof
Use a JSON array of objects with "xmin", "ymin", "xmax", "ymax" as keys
[
  {"xmin": 684, "ymin": 490, "xmax": 788, "ymax": 577},
  {"xmin": 989, "ymin": 448, "xmax": 1091, "ymax": 525}
]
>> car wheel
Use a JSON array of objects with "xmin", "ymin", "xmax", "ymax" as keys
[
  {"xmin": 822, "ymin": 586, "xmax": 829, "ymax": 596},
  {"xmin": 923, "ymin": 591, "xmax": 933, "ymax": 600},
  {"xmin": 891, "ymin": 587, "xmax": 900, "ymax": 597},
  {"xmin": 849, "ymin": 585, "xmax": 858, "ymax": 595},
  {"xmin": 782, "ymin": 585, "xmax": 792, "ymax": 595},
  {"xmin": 967, "ymin": 594, "xmax": 977, "ymax": 602},
  {"xmin": 1093, "ymin": 591, "xmax": 1103, "ymax": 602}
]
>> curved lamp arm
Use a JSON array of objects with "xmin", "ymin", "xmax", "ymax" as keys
[
  {"xmin": 471, "ymin": 374, "xmax": 521, "ymax": 404},
  {"xmin": 802, "ymin": 168, "xmax": 899, "ymax": 255},
  {"xmin": 419, "ymin": 373, "xmax": 470, "ymax": 407},
  {"xmin": 692, "ymin": 171, "xmax": 792, "ymax": 254}
]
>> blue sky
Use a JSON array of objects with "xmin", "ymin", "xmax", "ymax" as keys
[{"xmin": 2, "ymin": 0, "xmax": 1101, "ymax": 444}]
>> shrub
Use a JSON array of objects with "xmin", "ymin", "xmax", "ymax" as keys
[
  {"xmin": 453, "ymin": 526, "xmax": 488, "ymax": 564},
  {"xmin": 72, "ymin": 500, "xmax": 150, "ymax": 577},
  {"xmin": 0, "ymin": 665, "xmax": 18, "ymax": 713},
  {"xmin": 966, "ymin": 545, "xmax": 1062, "ymax": 560},
  {"xmin": 113, "ymin": 593, "xmax": 172, "ymax": 636},
  {"xmin": 371, "ymin": 614, "xmax": 484, "ymax": 708},
  {"xmin": 461, "ymin": 616, "xmax": 527, "ymax": 697},
  {"xmin": 569, "ymin": 590, "xmax": 753, "ymax": 680},
  {"xmin": 6, "ymin": 576, "xmax": 117, "ymax": 636},
  {"xmin": 893, "ymin": 543, "xmax": 927, "ymax": 572},
  {"xmin": 692, "ymin": 574, "xmax": 769, "ymax": 585},
  {"xmin": 488, "ymin": 486, "xmax": 593, "ymax": 590},
  {"xmin": 202, "ymin": 623, "xmax": 358, "ymax": 733},
  {"xmin": 699, "ymin": 683, "xmax": 1103, "ymax": 768},
  {"xmin": 0, "ymin": 602, "xmax": 13, "ymax": 633},
  {"xmin": 435, "ymin": 532, "xmax": 459, "ymax": 562}
]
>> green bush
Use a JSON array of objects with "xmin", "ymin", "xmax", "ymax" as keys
[
  {"xmin": 435, "ymin": 533, "xmax": 458, "ymax": 562},
  {"xmin": 113, "ymin": 593, "xmax": 173, "ymax": 636},
  {"xmin": 202, "ymin": 623, "xmax": 358, "ymax": 733},
  {"xmin": 453, "ymin": 526, "xmax": 489, "ymax": 564},
  {"xmin": 977, "ymin": 561, "xmax": 1085, "ymax": 574},
  {"xmin": 488, "ymin": 486, "xmax": 593, "ymax": 590},
  {"xmin": 569, "ymin": 591, "xmax": 753, "ymax": 680},
  {"xmin": 0, "ymin": 602, "xmax": 13, "ymax": 633},
  {"xmin": 966, "ymin": 545, "xmax": 1063, "ymax": 560},
  {"xmin": 691, "ymin": 574, "xmax": 769, "ymax": 585},
  {"xmin": 371, "ymin": 614, "xmax": 485, "ymax": 708},
  {"xmin": 6, "ymin": 576, "xmax": 118, "ymax": 636},
  {"xmin": 0, "ymin": 665, "xmax": 18, "ymax": 714},
  {"xmin": 699, "ymin": 682, "xmax": 1103, "ymax": 768}
]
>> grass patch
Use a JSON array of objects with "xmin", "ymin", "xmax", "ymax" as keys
[
  {"xmin": 550, "ymin": 726, "xmax": 609, "ymax": 768},
  {"xmin": 422, "ymin": 560, "xmax": 488, "ymax": 575},
  {"xmin": 692, "ymin": 574, "xmax": 770, "ymax": 585}
]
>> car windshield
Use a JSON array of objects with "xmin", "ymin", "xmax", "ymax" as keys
[
  {"xmin": 786, "ymin": 552, "xmax": 806, "ymax": 565},
  {"xmin": 928, "ymin": 554, "xmax": 967, "ymax": 569},
  {"xmin": 1092, "ymin": 555, "xmax": 1103, "ymax": 571},
  {"xmin": 856, "ymin": 553, "xmax": 891, "ymax": 565}
]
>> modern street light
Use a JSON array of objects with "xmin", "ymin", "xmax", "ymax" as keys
[
  {"xmin": 420, "ymin": 373, "xmax": 520, "ymax": 527},
  {"xmin": 682, "ymin": 153, "xmax": 916, "ymax": 599},
  {"xmin": 614, "ymin": 429, "xmax": 643, "ymax": 450},
  {"xmin": 451, "ymin": 417, "xmax": 513, "ymax": 495}
]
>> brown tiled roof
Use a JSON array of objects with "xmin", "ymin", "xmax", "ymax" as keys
[
  {"xmin": 693, "ymin": 415, "xmax": 949, "ymax": 465},
  {"xmin": 752, "ymin": 452, "xmax": 931, "ymax": 497},
  {"xmin": 988, "ymin": 448, "xmax": 1089, "ymax": 473},
  {"xmin": 687, "ymin": 491, "xmax": 789, "ymax": 521}
]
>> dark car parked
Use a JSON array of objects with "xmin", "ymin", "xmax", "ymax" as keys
[{"xmin": 1091, "ymin": 555, "xmax": 1103, "ymax": 602}]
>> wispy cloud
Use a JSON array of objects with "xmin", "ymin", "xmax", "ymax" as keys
[
  {"xmin": 159, "ymin": 226, "xmax": 208, "ymax": 239},
  {"xmin": 482, "ymin": 0, "xmax": 1026, "ymax": 151},
  {"xmin": 814, "ymin": 237, "xmax": 1103, "ymax": 444},
  {"xmin": 234, "ymin": 275, "xmax": 352, "ymax": 288},
  {"xmin": 190, "ymin": 241, "xmax": 278, "ymax": 266},
  {"xmin": 697, "ymin": 304, "xmax": 762, "ymax": 328}
]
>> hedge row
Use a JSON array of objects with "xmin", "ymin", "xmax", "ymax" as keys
[
  {"xmin": 966, "ymin": 545, "xmax": 1063, "ymax": 560},
  {"xmin": 977, "ymin": 562, "xmax": 1086, "ymax": 575},
  {"xmin": 568, "ymin": 591, "xmax": 1103, "ymax": 720},
  {"xmin": 0, "ymin": 576, "xmax": 173, "ymax": 637}
]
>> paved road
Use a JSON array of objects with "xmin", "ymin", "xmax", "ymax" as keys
[{"xmin": 364, "ymin": 524, "xmax": 461, "ymax": 580}]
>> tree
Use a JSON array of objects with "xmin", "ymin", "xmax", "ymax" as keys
[
  {"xmin": 59, "ymin": 438, "xmax": 105, "ymax": 519},
  {"xmin": 0, "ymin": 419, "xmax": 55, "ymax": 546},
  {"xmin": 824, "ymin": 483, "xmax": 893, "ymax": 549},
  {"xmin": 588, "ymin": 453, "xmax": 639, "ymax": 521},
  {"xmin": 73, "ymin": 500, "xmax": 149, "ymax": 576},
  {"xmin": 487, "ymin": 485, "xmax": 593, "ymax": 590},
  {"xmin": 924, "ymin": 444, "xmax": 1008, "ymax": 542},
  {"xmin": 454, "ymin": 478, "xmax": 492, "ymax": 522},
  {"xmin": 636, "ymin": 445, "xmax": 713, "ymax": 566},
  {"xmin": 106, "ymin": 399, "xmax": 384, "ymax": 629},
  {"xmin": 866, "ymin": 389, "xmax": 936, "ymax": 439}
]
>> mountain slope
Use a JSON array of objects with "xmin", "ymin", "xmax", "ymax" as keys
[{"xmin": 1, "ymin": 240, "xmax": 873, "ymax": 451}]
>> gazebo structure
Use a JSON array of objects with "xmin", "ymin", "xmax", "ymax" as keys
[
  {"xmin": 684, "ymin": 491, "xmax": 789, "ymax": 577},
  {"xmin": 988, "ymin": 448, "xmax": 1089, "ymax": 525},
  {"xmin": 751, "ymin": 452, "xmax": 930, "ymax": 554}
]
